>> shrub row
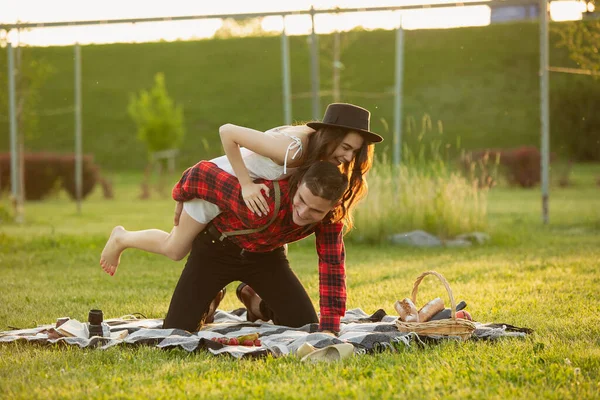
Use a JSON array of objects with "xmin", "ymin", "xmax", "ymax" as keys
[
  {"xmin": 0, "ymin": 152, "xmax": 100, "ymax": 200},
  {"xmin": 461, "ymin": 146, "xmax": 547, "ymax": 188}
]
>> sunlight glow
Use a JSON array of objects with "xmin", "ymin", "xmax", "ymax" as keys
[
  {"xmin": 7, "ymin": 20, "xmax": 224, "ymax": 46},
  {"xmin": 1, "ymin": 0, "xmax": 588, "ymax": 47},
  {"xmin": 549, "ymin": 1, "xmax": 585, "ymax": 21}
]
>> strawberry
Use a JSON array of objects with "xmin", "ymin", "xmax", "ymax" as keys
[
  {"xmin": 228, "ymin": 337, "xmax": 239, "ymax": 346},
  {"xmin": 242, "ymin": 339, "xmax": 254, "ymax": 346},
  {"xmin": 254, "ymin": 339, "xmax": 261, "ymax": 346}
]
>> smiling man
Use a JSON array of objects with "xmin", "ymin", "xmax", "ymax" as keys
[{"xmin": 163, "ymin": 160, "xmax": 349, "ymax": 333}]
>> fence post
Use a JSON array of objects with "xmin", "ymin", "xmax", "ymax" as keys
[
  {"xmin": 539, "ymin": 0, "xmax": 550, "ymax": 224},
  {"xmin": 7, "ymin": 41, "xmax": 23, "ymax": 223},
  {"xmin": 309, "ymin": 6, "xmax": 320, "ymax": 120},
  {"xmin": 281, "ymin": 16, "xmax": 292, "ymax": 125},
  {"xmin": 393, "ymin": 15, "xmax": 404, "ymax": 167},
  {"xmin": 333, "ymin": 29, "xmax": 341, "ymax": 102},
  {"xmin": 74, "ymin": 42, "xmax": 83, "ymax": 213}
]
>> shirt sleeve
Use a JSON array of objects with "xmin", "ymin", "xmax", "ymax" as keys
[
  {"xmin": 314, "ymin": 222, "xmax": 346, "ymax": 333},
  {"xmin": 172, "ymin": 161, "xmax": 267, "ymax": 226}
]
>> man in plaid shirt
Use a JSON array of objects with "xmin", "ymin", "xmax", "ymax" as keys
[{"xmin": 163, "ymin": 159, "xmax": 350, "ymax": 333}]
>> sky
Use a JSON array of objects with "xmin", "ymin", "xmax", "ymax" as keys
[{"xmin": 2, "ymin": 0, "xmax": 592, "ymax": 46}]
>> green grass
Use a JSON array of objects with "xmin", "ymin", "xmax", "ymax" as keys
[
  {"xmin": 0, "ymin": 21, "xmax": 587, "ymax": 172},
  {"xmin": 0, "ymin": 164, "xmax": 599, "ymax": 398}
]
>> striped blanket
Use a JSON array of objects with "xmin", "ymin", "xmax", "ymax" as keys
[{"xmin": 0, "ymin": 308, "xmax": 531, "ymax": 359}]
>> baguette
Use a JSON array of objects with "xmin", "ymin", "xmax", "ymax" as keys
[
  {"xmin": 417, "ymin": 297, "xmax": 445, "ymax": 322},
  {"xmin": 394, "ymin": 298, "xmax": 419, "ymax": 322}
]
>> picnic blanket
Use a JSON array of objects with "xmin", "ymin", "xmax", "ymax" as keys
[{"xmin": 0, "ymin": 308, "xmax": 532, "ymax": 359}]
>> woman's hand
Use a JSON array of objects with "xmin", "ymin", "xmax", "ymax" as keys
[
  {"xmin": 174, "ymin": 201, "xmax": 183, "ymax": 226},
  {"xmin": 241, "ymin": 182, "xmax": 270, "ymax": 216}
]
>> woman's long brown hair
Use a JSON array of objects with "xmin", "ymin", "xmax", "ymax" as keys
[{"xmin": 288, "ymin": 126, "xmax": 375, "ymax": 231}]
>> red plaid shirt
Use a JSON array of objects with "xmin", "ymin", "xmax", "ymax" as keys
[{"xmin": 172, "ymin": 161, "xmax": 346, "ymax": 332}]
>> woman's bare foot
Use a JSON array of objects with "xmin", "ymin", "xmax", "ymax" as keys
[{"xmin": 100, "ymin": 226, "xmax": 127, "ymax": 276}]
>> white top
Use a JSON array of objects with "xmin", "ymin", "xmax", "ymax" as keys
[{"xmin": 183, "ymin": 127, "xmax": 303, "ymax": 224}]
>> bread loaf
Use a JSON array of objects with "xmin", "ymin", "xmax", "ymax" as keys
[
  {"xmin": 417, "ymin": 297, "xmax": 445, "ymax": 322},
  {"xmin": 394, "ymin": 298, "xmax": 419, "ymax": 322}
]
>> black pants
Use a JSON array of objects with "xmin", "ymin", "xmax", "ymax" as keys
[{"xmin": 163, "ymin": 227, "xmax": 318, "ymax": 332}]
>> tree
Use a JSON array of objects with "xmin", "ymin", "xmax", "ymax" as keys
[
  {"xmin": 553, "ymin": 14, "xmax": 600, "ymax": 78},
  {"xmin": 128, "ymin": 72, "xmax": 185, "ymax": 154},
  {"xmin": 127, "ymin": 73, "xmax": 185, "ymax": 198},
  {"xmin": 214, "ymin": 17, "xmax": 268, "ymax": 39}
]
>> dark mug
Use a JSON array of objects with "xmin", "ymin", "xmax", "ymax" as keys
[{"xmin": 88, "ymin": 309, "xmax": 104, "ymax": 338}]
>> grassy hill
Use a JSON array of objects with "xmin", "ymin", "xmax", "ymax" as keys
[{"xmin": 0, "ymin": 21, "xmax": 583, "ymax": 171}]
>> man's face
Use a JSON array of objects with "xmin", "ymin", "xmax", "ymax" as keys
[
  {"xmin": 327, "ymin": 131, "xmax": 365, "ymax": 166},
  {"xmin": 292, "ymin": 182, "xmax": 336, "ymax": 226}
]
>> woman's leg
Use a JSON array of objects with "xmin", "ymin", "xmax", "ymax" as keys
[{"xmin": 100, "ymin": 209, "xmax": 206, "ymax": 276}]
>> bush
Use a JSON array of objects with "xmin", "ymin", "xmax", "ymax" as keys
[
  {"xmin": 461, "ymin": 146, "xmax": 547, "ymax": 188},
  {"xmin": 0, "ymin": 152, "xmax": 100, "ymax": 200}
]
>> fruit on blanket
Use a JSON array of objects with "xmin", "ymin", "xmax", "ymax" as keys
[
  {"xmin": 455, "ymin": 310, "xmax": 473, "ymax": 321},
  {"xmin": 209, "ymin": 333, "xmax": 260, "ymax": 346},
  {"xmin": 236, "ymin": 333, "xmax": 259, "ymax": 342}
]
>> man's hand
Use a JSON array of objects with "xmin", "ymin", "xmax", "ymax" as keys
[
  {"xmin": 320, "ymin": 330, "xmax": 338, "ymax": 337},
  {"xmin": 174, "ymin": 201, "xmax": 183, "ymax": 226}
]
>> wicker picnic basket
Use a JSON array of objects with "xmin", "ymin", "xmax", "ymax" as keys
[{"xmin": 395, "ymin": 271, "xmax": 476, "ymax": 340}]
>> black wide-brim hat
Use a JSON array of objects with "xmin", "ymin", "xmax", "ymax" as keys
[{"xmin": 306, "ymin": 103, "xmax": 384, "ymax": 143}]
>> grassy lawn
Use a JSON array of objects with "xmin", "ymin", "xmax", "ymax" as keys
[{"xmin": 1, "ymin": 164, "xmax": 599, "ymax": 399}]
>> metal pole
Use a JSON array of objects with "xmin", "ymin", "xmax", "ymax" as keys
[
  {"xmin": 74, "ymin": 43, "xmax": 83, "ymax": 213},
  {"xmin": 393, "ymin": 16, "xmax": 404, "ymax": 166},
  {"xmin": 309, "ymin": 6, "xmax": 320, "ymax": 120},
  {"xmin": 8, "ymin": 43, "xmax": 19, "ymax": 205},
  {"xmin": 333, "ymin": 29, "xmax": 340, "ymax": 103},
  {"xmin": 539, "ymin": 0, "xmax": 550, "ymax": 224},
  {"xmin": 281, "ymin": 17, "xmax": 292, "ymax": 125}
]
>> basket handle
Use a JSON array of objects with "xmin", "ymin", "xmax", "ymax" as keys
[{"xmin": 410, "ymin": 271, "xmax": 458, "ymax": 320}]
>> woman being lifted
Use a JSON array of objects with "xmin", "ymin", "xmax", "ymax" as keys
[{"xmin": 100, "ymin": 103, "xmax": 383, "ymax": 276}]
